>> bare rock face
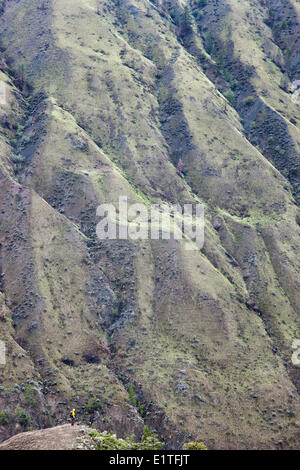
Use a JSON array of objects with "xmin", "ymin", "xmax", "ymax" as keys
[
  {"xmin": 0, "ymin": 424, "xmax": 94, "ymax": 450},
  {"xmin": 0, "ymin": 0, "xmax": 299, "ymax": 450}
]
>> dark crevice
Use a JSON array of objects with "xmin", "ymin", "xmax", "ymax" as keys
[
  {"xmin": 156, "ymin": 52, "xmax": 195, "ymax": 169},
  {"xmin": 266, "ymin": 0, "xmax": 300, "ymax": 78},
  {"xmin": 179, "ymin": 1, "xmax": 300, "ymax": 203}
]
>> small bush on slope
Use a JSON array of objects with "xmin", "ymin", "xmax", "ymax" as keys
[
  {"xmin": 90, "ymin": 425, "xmax": 164, "ymax": 450},
  {"xmin": 90, "ymin": 426, "xmax": 207, "ymax": 450},
  {"xmin": 183, "ymin": 441, "xmax": 208, "ymax": 450}
]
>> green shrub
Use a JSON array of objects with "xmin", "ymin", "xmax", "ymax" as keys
[
  {"xmin": 182, "ymin": 441, "xmax": 208, "ymax": 450},
  {"xmin": 12, "ymin": 154, "xmax": 25, "ymax": 164},
  {"xmin": 85, "ymin": 397, "xmax": 102, "ymax": 412},
  {"xmin": 24, "ymin": 384, "xmax": 36, "ymax": 406},
  {"xmin": 15, "ymin": 408, "xmax": 30, "ymax": 427},
  {"xmin": 243, "ymin": 95, "xmax": 255, "ymax": 106},
  {"xmin": 0, "ymin": 411, "xmax": 9, "ymax": 425},
  {"xmin": 224, "ymin": 90, "xmax": 235, "ymax": 107},
  {"xmin": 90, "ymin": 431, "xmax": 130, "ymax": 450},
  {"xmin": 90, "ymin": 426, "xmax": 165, "ymax": 451},
  {"xmin": 136, "ymin": 425, "xmax": 164, "ymax": 450},
  {"xmin": 180, "ymin": 6, "xmax": 194, "ymax": 35},
  {"xmin": 128, "ymin": 384, "xmax": 137, "ymax": 407}
]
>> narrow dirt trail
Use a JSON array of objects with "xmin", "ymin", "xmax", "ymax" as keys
[{"xmin": 0, "ymin": 424, "xmax": 92, "ymax": 450}]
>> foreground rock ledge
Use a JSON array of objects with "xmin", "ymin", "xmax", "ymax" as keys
[{"xmin": 0, "ymin": 424, "xmax": 93, "ymax": 451}]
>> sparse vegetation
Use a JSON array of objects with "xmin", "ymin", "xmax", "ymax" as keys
[
  {"xmin": 24, "ymin": 384, "xmax": 36, "ymax": 407},
  {"xmin": 84, "ymin": 398, "xmax": 102, "ymax": 413},
  {"xmin": 14, "ymin": 408, "xmax": 30, "ymax": 427},
  {"xmin": 0, "ymin": 0, "xmax": 299, "ymax": 451},
  {"xmin": 0, "ymin": 411, "xmax": 9, "ymax": 425},
  {"xmin": 224, "ymin": 90, "xmax": 235, "ymax": 107},
  {"xmin": 179, "ymin": 6, "xmax": 194, "ymax": 36},
  {"xmin": 128, "ymin": 384, "xmax": 137, "ymax": 407},
  {"xmin": 138, "ymin": 404, "xmax": 144, "ymax": 417},
  {"xmin": 243, "ymin": 95, "xmax": 255, "ymax": 106},
  {"xmin": 89, "ymin": 425, "xmax": 165, "ymax": 450},
  {"xmin": 183, "ymin": 441, "xmax": 208, "ymax": 450}
]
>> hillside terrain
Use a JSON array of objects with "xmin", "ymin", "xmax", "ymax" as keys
[{"xmin": 0, "ymin": 0, "xmax": 299, "ymax": 450}]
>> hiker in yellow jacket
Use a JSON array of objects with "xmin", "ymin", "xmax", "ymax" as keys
[{"xmin": 70, "ymin": 408, "xmax": 76, "ymax": 426}]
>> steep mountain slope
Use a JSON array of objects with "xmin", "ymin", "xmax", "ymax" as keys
[{"xmin": 0, "ymin": 0, "xmax": 299, "ymax": 449}]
